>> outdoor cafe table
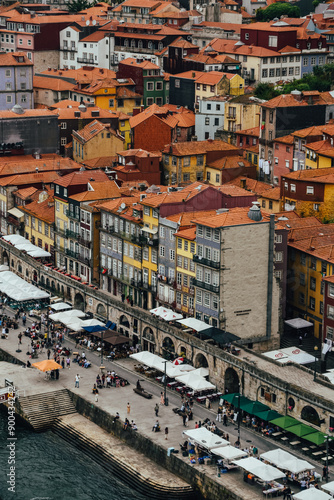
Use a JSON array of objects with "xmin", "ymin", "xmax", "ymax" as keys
[
  {"xmin": 167, "ymin": 381, "xmax": 178, "ymax": 389},
  {"xmin": 262, "ymin": 483, "xmax": 284, "ymax": 498},
  {"xmin": 290, "ymin": 441, "xmax": 301, "ymax": 446}
]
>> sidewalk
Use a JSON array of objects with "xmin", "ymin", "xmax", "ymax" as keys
[{"xmin": 0, "ymin": 308, "xmax": 331, "ymax": 498}]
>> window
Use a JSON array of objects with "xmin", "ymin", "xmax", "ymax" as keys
[
  {"xmin": 329, "ymin": 284, "xmax": 334, "ymax": 298},
  {"xmin": 175, "ymin": 79, "xmax": 180, "ymax": 88},
  {"xmin": 309, "ymin": 296, "xmax": 315, "ymax": 310},
  {"xmin": 290, "ymin": 184, "xmax": 296, "ymax": 192},
  {"xmin": 300, "ymin": 273, "xmax": 305, "ymax": 286},
  {"xmin": 170, "ymin": 249, "xmax": 175, "ymax": 261},
  {"xmin": 262, "ymin": 69, "xmax": 268, "ymax": 78},
  {"xmin": 245, "ymin": 33, "xmax": 249, "ymax": 40},
  {"xmin": 61, "ymin": 122, "xmax": 67, "ymax": 130},
  {"xmin": 197, "ymin": 155, "xmax": 204, "ymax": 166},
  {"xmin": 61, "ymin": 137, "xmax": 67, "ymax": 146},
  {"xmin": 147, "ymin": 82, "xmax": 154, "ymax": 91},
  {"xmin": 159, "ymin": 245, "xmax": 165, "ymax": 257},
  {"xmin": 306, "ymin": 185, "xmax": 314, "ymax": 195},
  {"xmin": 5, "ymin": 69, "xmax": 11, "ymax": 77},
  {"xmin": 177, "ymin": 238, "xmax": 182, "ymax": 249},
  {"xmin": 310, "ymin": 277, "xmax": 316, "ymax": 291},
  {"xmin": 196, "ymin": 290, "xmax": 202, "ymax": 304},
  {"xmin": 205, "ymin": 117, "xmax": 210, "ymax": 126},
  {"xmin": 6, "ymin": 95, "xmax": 12, "ymax": 103},
  {"xmin": 204, "ymin": 293, "xmax": 210, "ymax": 307},
  {"xmin": 299, "ymin": 292, "xmax": 305, "ymax": 305},
  {"xmin": 275, "ymin": 251, "xmax": 282, "ymax": 262},
  {"xmin": 268, "ymin": 36, "xmax": 278, "ymax": 47},
  {"xmin": 328, "ymin": 305, "xmax": 334, "ymax": 320}
]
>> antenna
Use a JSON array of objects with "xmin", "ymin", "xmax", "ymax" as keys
[
  {"xmin": 120, "ymin": 202, "xmax": 126, "ymax": 210},
  {"xmin": 92, "ymin": 19, "xmax": 96, "ymax": 25}
]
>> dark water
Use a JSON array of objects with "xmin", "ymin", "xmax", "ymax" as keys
[{"xmin": 0, "ymin": 411, "xmax": 148, "ymax": 500}]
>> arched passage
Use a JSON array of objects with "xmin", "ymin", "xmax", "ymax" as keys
[
  {"xmin": 301, "ymin": 405, "xmax": 320, "ymax": 427},
  {"xmin": 74, "ymin": 293, "xmax": 85, "ymax": 311},
  {"xmin": 179, "ymin": 345, "xmax": 187, "ymax": 358},
  {"xmin": 162, "ymin": 336, "xmax": 175, "ymax": 359},
  {"xmin": 194, "ymin": 353, "xmax": 208, "ymax": 368},
  {"xmin": 2, "ymin": 250, "xmax": 8, "ymax": 266},
  {"xmin": 96, "ymin": 303, "xmax": 107, "ymax": 318},
  {"xmin": 224, "ymin": 367, "xmax": 240, "ymax": 394},
  {"xmin": 143, "ymin": 326, "xmax": 155, "ymax": 353},
  {"xmin": 119, "ymin": 315, "xmax": 130, "ymax": 329}
]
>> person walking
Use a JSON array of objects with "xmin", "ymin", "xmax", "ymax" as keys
[
  {"xmin": 127, "ymin": 402, "xmax": 131, "ymax": 414},
  {"xmin": 47, "ymin": 349, "xmax": 51, "ymax": 360},
  {"xmin": 66, "ymin": 356, "xmax": 70, "ymax": 369},
  {"xmin": 18, "ymin": 332, "xmax": 22, "ymax": 344},
  {"xmin": 61, "ymin": 358, "xmax": 65, "ymax": 369},
  {"xmin": 160, "ymin": 392, "xmax": 165, "ymax": 405},
  {"xmin": 22, "ymin": 313, "xmax": 26, "ymax": 326},
  {"xmin": 165, "ymin": 427, "xmax": 168, "ymax": 440},
  {"xmin": 154, "ymin": 403, "xmax": 159, "ymax": 417},
  {"xmin": 75, "ymin": 374, "xmax": 80, "ymax": 388}
]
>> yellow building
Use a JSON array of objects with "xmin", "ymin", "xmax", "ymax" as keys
[
  {"xmin": 205, "ymin": 155, "xmax": 254, "ymax": 186},
  {"xmin": 244, "ymin": 145, "xmax": 259, "ymax": 169},
  {"xmin": 285, "ymin": 216, "xmax": 334, "ymax": 340},
  {"xmin": 141, "ymin": 198, "xmax": 159, "ymax": 308},
  {"xmin": 305, "ymin": 141, "xmax": 334, "ymax": 170},
  {"xmin": 225, "ymin": 176, "xmax": 281, "ymax": 213},
  {"xmin": 223, "ymin": 95, "xmax": 261, "ymax": 134},
  {"xmin": 72, "ymin": 120, "xmax": 125, "ymax": 163},
  {"xmin": 116, "ymin": 112, "xmax": 132, "ymax": 150},
  {"xmin": 175, "ymin": 227, "xmax": 196, "ymax": 316},
  {"xmin": 162, "ymin": 140, "xmax": 240, "ymax": 185},
  {"xmin": 20, "ymin": 190, "xmax": 55, "ymax": 254}
]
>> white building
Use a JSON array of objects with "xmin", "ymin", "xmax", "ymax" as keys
[{"xmin": 195, "ymin": 96, "xmax": 226, "ymax": 141}]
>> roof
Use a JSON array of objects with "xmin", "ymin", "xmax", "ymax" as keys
[
  {"xmin": 0, "ymin": 109, "xmax": 56, "ymax": 119},
  {"xmin": 14, "ymin": 186, "xmax": 38, "ymax": 200},
  {"xmin": 20, "ymin": 195, "xmax": 55, "ymax": 224},
  {"xmin": 207, "ymin": 156, "xmax": 252, "ymax": 171},
  {"xmin": 274, "ymin": 134, "xmax": 294, "ymax": 145},
  {"xmin": 73, "ymin": 120, "xmax": 119, "ymax": 143},
  {"xmin": 0, "ymin": 171, "xmax": 60, "ymax": 187},
  {"xmin": 206, "ymin": 38, "xmax": 279, "ymax": 58},
  {"xmin": 163, "ymin": 140, "xmax": 239, "ymax": 156},
  {"xmin": 52, "ymin": 105, "xmax": 114, "ymax": 120},
  {"xmin": 79, "ymin": 31, "xmax": 110, "ymax": 43},
  {"xmin": 119, "ymin": 57, "xmax": 160, "ymax": 70},
  {"xmin": 129, "ymin": 103, "xmax": 178, "ymax": 129},
  {"xmin": 39, "ymin": 66, "xmax": 116, "ymax": 84},
  {"xmin": 82, "ymin": 156, "xmax": 116, "ymax": 169},
  {"xmin": 191, "ymin": 206, "xmax": 271, "ymax": 228},
  {"xmin": 0, "ymin": 156, "xmax": 80, "ymax": 177},
  {"xmin": 282, "ymin": 167, "xmax": 334, "ymax": 183},
  {"xmin": 142, "ymin": 182, "xmax": 213, "ymax": 207},
  {"xmin": 236, "ymin": 126, "xmax": 260, "ymax": 137},
  {"xmin": 262, "ymin": 91, "xmax": 334, "ymax": 109},
  {"xmin": 0, "ymin": 52, "xmax": 33, "ymax": 66},
  {"xmin": 165, "ymin": 209, "xmax": 216, "ymax": 227},
  {"xmin": 69, "ymin": 180, "xmax": 122, "ymax": 202},
  {"xmin": 172, "ymin": 70, "xmax": 228, "ymax": 85},
  {"xmin": 34, "ymin": 75, "xmax": 75, "ymax": 92},
  {"xmin": 54, "ymin": 169, "xmax": 109, "ymax": 188},
  {"xmin": 226, "ymin": 176, "xmax": 281, "ymax": 200},
  {"xmin": 175, "ymin": 226, "xmax": 196, "ymax": 240}
]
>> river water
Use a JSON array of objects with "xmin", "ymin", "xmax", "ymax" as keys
[{"xmin": 0, "ymin": 410, "xmax": 147, "ymax": 500}]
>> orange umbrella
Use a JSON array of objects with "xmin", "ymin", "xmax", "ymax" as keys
[{"xmin": 32, "ymin": 360, "xmax": 62, "ymax": 372}]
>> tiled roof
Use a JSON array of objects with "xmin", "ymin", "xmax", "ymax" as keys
[
  {"xmin": 169, "ymin": 38, "xmax": 198, "ymax": 49},
  {"xmin": 54, "ymin": 170, "xmax": 109, "ymax": 188},
  {"xmin": 120, "ymin": 149, "xmax": 161, "ymax": 158},
  {"xmin": 0, "ymin": 52, "xmax": 33, "ymax": 66},
  {"xmin": 195, "ymin": 21, "xmax": 242, "ymax": 33},
  {"xmin": 282, "ymin": 167, "xmax": 334, "ymax": 183},
  {"xmin": 163, "ymin": 140, "xmax": 239, "ymax": 156},
  {"xmin": 205, "ymin": 38, "xmax": 278, "ymax": 57},
  {"xmin": 215, "ymin": 184, "xmax": 256, "ymax": 197},
  {"xmin": 175, "ymin": 226, "xmax": 196, "ymax": 240},
  {"xmin": 165, "ymin": 210, "xmax": 216, "ymax": 227},
  {"xmin": 226, "ymin": 176, "xmax": 280, "ymax": 200},
  {"xmin": 79, "ymin": 31, "xmax": 110, "ymax": 43},
  {"xmin": 52, "ymin": 106, "xmax": 113, "ymax": 120},
  {"xmin": 0, "ymin": 156, "xmax": 80, "ymax": 177},
  {"xmin": 20, "ymin": 195, "xmax": 55, "ymax": 224},
  {"xmin": 262, "ymin": 91, "xmax": 334, "ymax": 109},
  {"xmin": 237, "ymin": 126, "xmax": 260, "ymax": 137},
  {"xmin": 49, "ymin": 99, "xmax": 80, "ymax": 109},
  {"xmin": 69, "ymin": 180, "xmax": 122, "ymax": 202},
  {"xmin": 119, "ymin": 57, "xmax": 160, "ymax": 70},
  {"xmin": 0, "ymin": 109, "xmax": 55, "ymax": 119},
  {"xmin": 191, "ymin": 206, "xmax": 271, "ymax": 228},
  {"xmin": 207, "ymin": 156, "xmax": 252, "ymax": 170},
  {"xmin": 116, "ymin": 86, "xmax": 141, "ymax": 99},
  {"xmin": 142, "ymin": 182, "xmax": 212, "ymax": 207},
  {"xmin": 39, "ymin": 67, "xmax": 116, "ymax": 83},
  {"xmin": 34, "ymin": 76, "xmax": 75, "ymax": 92},
  {"xmin": 292, "ymin": 125, "xmax": 325, "ymax": 138},
  {"xmin": 172, "ymin": 70, "xmax": 227, "ymax": 85},
  {"xmin": 274, "ymin": 134, "xmax": 294, "ymax": 145},
  {"xmin": 82, "ymin": 156, "xmax": 117, "ymax": 169},
  {"xmin": 73, "ymin": 120, "xmax": 119, "ymax": 143},
  {"xmin": 14, "ymin": 186, "xmax": 38, "ymax": 200},
  {"xmin": 278, "ymin": 45, "xmax": 301, "ymax": 53},
  {"xmin": 242, "ymin": 21, "xmax": 296, "ymax": 32},
  {"xmin": 0, "ymin": 171, "xmax": 60, "ymax": 187}
]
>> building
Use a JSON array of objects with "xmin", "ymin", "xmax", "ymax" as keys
[
  {"xmin": 33, "ymin": 75, "xmax": 75, "ymax": 107},
  {"xmin": 226, "ymin": 176, "xmax": 281, "ymax": 213},
  {"xmin": 322, "ymin": 276, "xmax": 334, "ymax": 343},
  {"xmin": 271, "ymin": 134, "xmax": 294, "ymax": 186},
  {"xmin": 235, "ymin": 126, "xmax": 259, "ymax": 150},
  {"xmin": 72, "ymin": 120, "xmax": 125, "ymax": 163},
  {"xmin": 111, "ymin": 0, "xmax": 179, "ymax": 25},
  {"xmin": 195, "ymin": 96, "xmax": 227, "ymax": 141},
  {"xmin": 174, "ymin": 226, "xmax": 196, "ymax": 316},
  {"xmin": 205, "ymin": 156, "xmax": 257, "ymax": 185},
  {"xmin": 0, "ymin": 52, "xmax": 33, "ymax": 110},
  {"xmin": 117, "ymin": 58, "xmax": 168, "ymax": 107},
  {"xmin": 113, "ymin": 149, "xmax": 161, "ymax": 185},
  {"xmin": 162, "ymin": 140, "xmax": 241, "ymax": 185},
  {"xmin": 221, "ymin": 95, "xmax": 262, "ymax": 141},
  {"xmin": 191, "ymin": 205, "xmax": 281, "ymax": 348},
  {"xmin": 259, "ymin": 91, "xmax": 334, "ymax": 184}
]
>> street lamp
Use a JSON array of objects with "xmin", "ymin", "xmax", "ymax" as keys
[
  {"xmin": 234, "ymin": 394, "xmax": 241, "ymax": 446},
  {"xmin": 162, "ymin": 360, "xmax": 168, "ymax": 406},
  {"xmin": 324, "ymin": 435, "xmax": 329, "ymax": 483},
  {"xmin": 314, "ymin": 346, "xmax": 319, "ymax": 382}
]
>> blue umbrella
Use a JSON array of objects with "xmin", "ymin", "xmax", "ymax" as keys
[{"xmin": 83, "ymin": 325, "xmax": 108, "ymax": 333}]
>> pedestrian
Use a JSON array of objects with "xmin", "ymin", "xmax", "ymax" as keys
[
  {"xmin": 299, "ymin": 335, "xmax": 303, "ymax": 346},
  {"xmin": 75, "ymin": 374, "xmax": 80, "ymax": 388},
  {"xmin": 165, "ymin": 427, "xmax": 168, "ymax": 440},
  {"xmin": 61, "ymin": 358, "xmax": 65, "ymax": 369},
  {"xmin": 18, "ymin": 332, "xmax": 22, "ymax": 344},
  {"xmin": 154, "ymin": 403, "xmax": 159, "ymax": 417},
  {"xmin": 182, "ymin": 413, "xmax": 187, "ymax": 427},
  {"xmin": 323, "ymin": 465, "xmax": 328, "ymax": 481},
  {"xmin": 160, "ymin": 392, "xmax": 165, "ymax": 405},
  {"xmin": 283, "ymin": 486, "xmax": 291, "ymax": 500},
  {"xmin": 223, "ymin": 414, "xmax": 228, "ymax": 426},
  {"xmin": 47, "ymin": 349, "xmax": 51, "ymax": 360},
  {"xmin": 66, "ymin": 356, "xmax": 70, "ymax": 368},
  {"xmin": 127, "ymin": 402, "xmax": 130, "ymax": 414},
  {"xmin": 22, "ymin": 313, "xmax": 26, "ymax": 326}
]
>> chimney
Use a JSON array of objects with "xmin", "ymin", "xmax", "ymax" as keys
[
  {"xmin": 291, "ymin": 89, "xmax": 302, "ymax": 102},
  {"xmin": 240, "ymin": 178, "xmax": 246, "ymax": 189}
]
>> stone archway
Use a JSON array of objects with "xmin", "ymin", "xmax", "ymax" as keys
[
  {"xmin": 194, "ymin": 353, "xmax": 208, "ymax": 368},
  {"xmin": 162, "ymin": 336, "xmax": 175, "ymax": 359},
  {"xmin": 2, "ymin": 250, "xmax": 8, "ymax": 266},
  {"xmin": 224, "ymin": 367, "xmax": 240, "ymax": 394},
  {"xmin": 74, "ymin": 292, "xmax": 85, "ymax": 311},
  {"xmin": 97, "ymin": 303, "xmax": 107, "ymax": 318},
  {"xmin": 119, "ymin": 314, "xmax": 130, "ymax": 329},
  {"xmin": 179, "ymin": 345, "xmax": 187, "ymax": 358},
  {"xmin": 143, "ymin": 326, "xmax": 155, "ymax": 353},
  {"xmin": 301, "ymin": 405, "xmax": 320, "ymax": 427}
]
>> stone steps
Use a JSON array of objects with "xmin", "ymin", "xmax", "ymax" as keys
[
  {"xmin": 17, "ymin": 389, "xmax": 76, "ymax": 432},
  {"xmin": 52, "ymin": 418, "xmax": 195, "ymax": 500}
]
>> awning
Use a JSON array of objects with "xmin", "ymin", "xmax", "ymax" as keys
[
  {"xmin": 232, "ymin": 457, "xmax": 285, "ymax": 482},
  {"xmin": 177, "ymin": 317, "xmax": 209, "ymax": 332},
  {"xmin": 213, "ymin": 445, "xmax": 247, "ymax": 461},
  {"xmin": 183, "ymin": 428, "xmax": 229, "ymax": 450},
  {"xmin": 0, "ymin": 270, "xmax": 49, "ymax": 301},
  {"xmin": 142, "ymin": 226, "xmax": 158, "ymax": 234},
  {"xmin": 285, "ymin": 318, "xmax": 313, "ymax": 329},
  {"xmin": 322, "ymin": 481, "xmax": 334, "ymax": 496},
  {"xmin": 260, "ymin": 449, "xmax": 314, "ymax": 475},
  {"xmin": 302, "ymin": 432, "xmax": 328, "ymax": 446},
  {"xmin": 50, "ymin": 302, "xmax": 72, "ymax": 311},
  {"xmin": 293, "ymin": 489, "xmax": 331, "ymax": 500},
  {"xmin": 269, "ymin": 416, "xmax": 301, "ymax": 430},
  {"xmin": 104, "ymin": 334, "xmax": 129, "ymax": 346},
  {"xmin": 239, "ymin": 401, "xmax": 269, "ymax": 415},
  {"xmin": 220, "ymin": 393, "xmax": 251, "ymax": 407},
  {"xmin": 199, "ymin": 327, "xmax": 240, "ymax": 345},
  {"xmin": 105, "ymin": 321, "xmax": 116, "ymax": 330},
  {"xmin": 254, "ymin": 409, "xmax": 282, "ymax": 421},
  {"xmin": 7, "ymin": 207, "xmax": 24, "ymax": 218}
]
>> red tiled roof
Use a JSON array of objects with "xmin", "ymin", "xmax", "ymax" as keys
[
  {"xmin": 163, "ymin": 140, "xmax": 239, "ymax": 156},
  {"xmin": 0, "ymin": 51, "xmax": 33, "ymax": 66},
  {"xmin": 34, "ymin": 76, "xmax": 75, "ymax": 92},
  {"xmin": 54, "ymin": 170, "xmax": 109, "ymax": 188}
]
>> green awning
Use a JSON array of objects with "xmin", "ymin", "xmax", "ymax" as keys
[
  {"xmin": 220, "ymin": 393, "xmax": 252, "ymax": 407},
  {"xmin": 286, "ymin": 424, "xmax": 318, "ymax": 438},
  {"xmin": 270, "ymin": 416, "xmax": 300, "ymax": 429},
  {"xmin": 254, "ymin": 409, "xmax": 282, "ymax": 421},
  {"xmin": 240, "ymin": 401, "xmax": 270, "ymax": 414},
  {"xmin": 303, "ymin": 432, "xmax": 327, "ymax": 446}
]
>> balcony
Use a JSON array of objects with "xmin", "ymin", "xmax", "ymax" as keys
[
  {"xmin": 158, "ymin": 275, "xmax": 175, "ymax": 286},
  {"xmin": 60, "ymin": 44, "xmax": 77, "ymax": 52},
  {"xmin": 77, "ymin": 57, "xmax": 97, "ymax": 65},
  {"xmin": 191, "ymin": 278, "xmax": 219, "ymax": 293},
  {"xmin": 7, "ymin": 215, "xmax": 21, "ymax": 228},
  {"xmin": 78, "ymin": 236, "xmax": 91, "ymax": 248},
  {"xmin": 55, "ymin": 243, "xmax": 65, "ymax": 253},
  {"xmin": 65, "ymin": 209, "xmax": 80, "ymax": 220},
  {"xmin": 79, "ymin": 256, "xmax": 92, "ymax": 267},
  {"xmin": 65, "ymin": 249, "xmax": 79, "ymax": 259},
  {"xmin": 66, "ymin": 229, "xmax": 79, "ymax": 239},
  {"xmin": 55, "ymin": 226, "xmax": 67, "ymax": 237},
  {"xmin": 227, "ymin": 114, "xmax": 236, "ymax": 120},
  {"xmin": 193, "ymin": 255, "xmax": 220, "ymax": 269},
  {"xmin": 101, "ymin": 224, "xmax": 115, "ymax": 235}
]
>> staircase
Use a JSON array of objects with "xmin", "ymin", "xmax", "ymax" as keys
[
  {"xmin": 17, "ymin": 389, "xmax": 76, "ymax": 432},
  {"xmin": 53, "ymin": 418, "xmax": 195, "ymax": 500}
]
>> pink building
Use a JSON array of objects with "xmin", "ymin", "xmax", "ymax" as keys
[
  {"xmin": 0, "ymin": 31, "xmax": 34, "ymax": 63},
  {"xmin": 273, "ymin": 134, "xmax": 294, "ymax": 186}
]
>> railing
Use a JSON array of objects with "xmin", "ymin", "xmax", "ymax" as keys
[
  {"xmin": 7, "ymin": 215, "xmax": 21, "ymax": 227},
  {"xmin": 193, "ymin": 255, "xmax": 220, "ymax": 269},
  {"xmin": 77, "ymin": 57, "xmax": 96, "ymax": 64},
  {"xmin": 191, "ymin": 278, "xmax": 219, "ymax": 293},
  {"xmin": 55, "ymin": 227, "xmax": 67, "ymax": 237},
  {"xmin": 78, "ymin": 236, "xmax": 91, "ymax": 248},
  {"xmin": 79, "ymin": 256, "xmax": 92, "ymax": 267},
  {"xmin": 65, "ymin": 249, "xmax": 79, "ymax": 259},
  {"xmin": 65, "ymin": 210, "xmax": 80, "ymax": 220},
  {"xmin": 60, "ymin": 44, "xmax": 77, "ymax": 52},
  {"xmin": 54, "ymin": 244, "xmax": 65, "ymax": 252},
  {"xmin": 227, "ymin": 114, "xmax": 236, "ymax": 120},
  {"xmin": 66, "ymin": 229, "xmax": 78, "ymax": 239}
]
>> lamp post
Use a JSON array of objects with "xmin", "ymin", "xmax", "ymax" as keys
[
  {"xmin": 314, "ymin": 346, "xmax": 319, "ymax": 382},
  {"xmin": 234, "ymin": 394, "xmax": 241, "ymax": 445},
  {"xmin": 162, "ymin": 360, "xmax": 168, "ymax": 406},
  {"xmin": 325, "ymin": 435, "xmax": 329, "ymax": 483}
]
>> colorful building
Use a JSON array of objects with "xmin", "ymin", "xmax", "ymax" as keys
[
  {"xmin": 175, "ymin": 226, "xmax": 196, "ymax": 316},
  {"xmin": 72, "ymin": 120, "xmax": 125, "ymax": 163}
]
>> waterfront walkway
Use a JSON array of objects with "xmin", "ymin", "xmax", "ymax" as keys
[{"xmin": 0, "ymin": 311, "xmax": 332, "ymax": 499}]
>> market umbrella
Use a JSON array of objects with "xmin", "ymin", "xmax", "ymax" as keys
[
  {"xmin": 240, "ymin": 401, "xmax": 270, "ymax": 415},
  {"xmin": 213, "ymin": 445, "xmax": 247, "ymax": 461},
  {"xmin": 322, "ymin": 481, "xmax": 334, "ymax": 495},
  {"xmin": 293, "ymin": 489, "xmax": 331, "ymax": 500},
  {"xmin": 191, "ymin": 367, "xmax": 209, "ymax": 377},
  {"xmin": 270, "ymin": 416, "xmax": 300, "ymax": 429},
  {"xmin": 50, "ymin": 302, "xmax": 72, "ymax": 312},
  {"xmin": 254, "ymin": 409, "xmax": 282, "ymax": 421},
  {"xmin": 150, "ymin": 306, "xmax": 169, "ymax": 317},
  {"xmin": 160, "ymin": 310, "xmax": 183, "ymax": 322},
  {"xmin": 286, "ymin": 424, "xmax": 318, "ymax": 438},
  {"xmin": 303, "ymin": 432, "xmax": 328, "ymax": 446},
  {"xmin": 183, "ymin": 428, "xmax": 229, "ymax": 450},
  {"xmin": 173, "ymin": 357, "xmax": 185, "ymax": 365},
  {"xmin": 32, "ymin": 360, "xmax": 62, "ymax": 372},
  {"xmin": 260, "ymin": 449, "xmax": 314, "ymax": 474},
  {"xmin": 178, "ymin": 364, "xmax": 195, "ymax": 372},
  {"xmin": 232, "ymin": 457, "xmax": 285, "ymax": 482},
  {"xmin": 220, "ymin": 393, "xmax": 251, "ymax": 407}
]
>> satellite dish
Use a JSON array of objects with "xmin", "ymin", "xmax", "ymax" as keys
[
  {"xmin": 120, "ymin": 203, "xmax": 126, "ymax": 210},
  {"xmin": 92, "ymin": 19, "xmax": 96, "ymax": 25},
  {"xmin": 86, "ymin": 20, "xmax": 90, "ymax": 25}
]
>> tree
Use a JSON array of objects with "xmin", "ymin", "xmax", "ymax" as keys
[
  {"xmin": 67, "ymin": 0, "xmax": 95, "ymax": 13},
  {"xmin": 256, "ymin": 2, "xmax": 300, "ymax": 21},
  {"xmin": 254, "ymin": 83, "xmax": 280, "ymax": 100}
]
